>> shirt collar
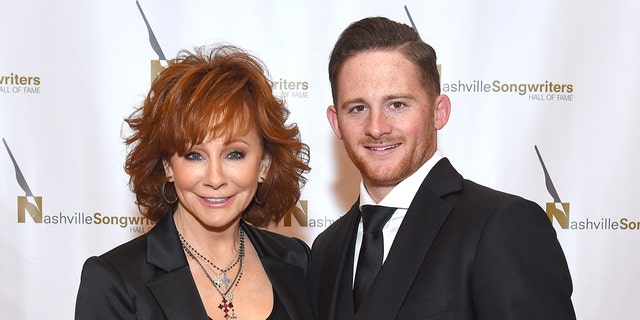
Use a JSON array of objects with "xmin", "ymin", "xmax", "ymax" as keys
[{"xmin": 359, "ymin": 150, "xmax": 443, "ymax": 210}]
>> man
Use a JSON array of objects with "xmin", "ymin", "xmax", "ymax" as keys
[{"xmin": 308, "ymin": 16, "xmax": 576, "ymax": 319}]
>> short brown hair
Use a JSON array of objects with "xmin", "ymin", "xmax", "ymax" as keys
[
  {"xmin": 124, "ymin": 44, "xmax": 310, "ymax": 226},
  {"xmin": 328, "ymin": 16, "xmax": 440, "ymax": 103}
]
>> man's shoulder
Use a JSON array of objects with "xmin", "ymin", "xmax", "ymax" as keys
[
  {"xmin": 452, "ymin": 178, "xmax": 546, "ymax": 221},
  {"xmin": 312, "ymin": 209, "xmax": 354, "ymax": 246},
  {"xmin": 454, "ymin": 178, "xmax": 527, "ymax": 201}
]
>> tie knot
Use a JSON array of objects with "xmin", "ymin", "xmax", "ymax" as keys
[{"xmin": 361, "ymin": 205, "xmax": 395, "ymax": 233}]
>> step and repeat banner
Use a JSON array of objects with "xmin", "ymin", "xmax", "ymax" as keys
[{"xmin": 1, "ymin": 0, "xmax": 639, "ymax": 319}]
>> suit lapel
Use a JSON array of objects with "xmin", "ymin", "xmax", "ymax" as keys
[
  {"xmin": 262, "ymin": 258, "xmax": 311, "ymax": 319},
  {"xmin": 146, "ymin": 267, "xmax": 209, "ymax": 319},
  {"xmin": 318, "ymin": 202, "xmax": 360, "ymax": 319},
  {"xmin": 145, "ymin": 213, "xmax": 209, "ymax": 319},
  {"xmin": 355, "ymin": 158, "xmax": 463, "ymax": 319},
  {"xmin": 242, "ymin": 221, "xmax": 313, "ymax": 320}
]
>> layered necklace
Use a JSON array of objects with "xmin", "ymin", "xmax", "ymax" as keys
[{"xmin": 179, "ymin": 229, "xmax": 245, "ymax": 320}]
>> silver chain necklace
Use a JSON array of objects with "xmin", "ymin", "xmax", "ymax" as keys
[
  {"xmin": 180, "ymin": 231, "xmax": 242, "ymax": 291},
  {"xmin": 179, "ymin": 229, "xmax": 245, "ymax": 320}
]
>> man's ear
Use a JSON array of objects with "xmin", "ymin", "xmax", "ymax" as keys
[
  {"xmin": 434, "ymin": 94, "xmax": 451, "ymax": 130},
  {"xmin": 327, "ymin": 105, "xmax": 343, "ymax": 139}
]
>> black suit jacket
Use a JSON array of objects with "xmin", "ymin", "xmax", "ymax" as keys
[
  {"xmin": 75, "ymin": 213, "xmax": 313, "ymax": 319},
  {"xmin": 308, "ymin": 158, "xmax": 576, "ymax": 320}
]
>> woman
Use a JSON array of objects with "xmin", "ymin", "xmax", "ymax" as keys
[{"xmin": 75, "ymin": 44, "xmax": 312, "ymax": 319}]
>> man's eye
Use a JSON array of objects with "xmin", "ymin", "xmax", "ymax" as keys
[
  {"xmin": 351, "ymin": 105, "xmax": 366, "ymax": 112},
  {"xmin": 390, "ymin": 101, "xmax": 405, "ymax": 109}
]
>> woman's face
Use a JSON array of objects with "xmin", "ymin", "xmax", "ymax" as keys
[{"xmin": 164, "ymin": 126, "xmax": 270, "ymax": 229}]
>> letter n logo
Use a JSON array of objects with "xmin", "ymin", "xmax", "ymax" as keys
[
  {"xmin": 136, "ymin": 1, "xmax": 169, "ymax": 82},
  {"xmin": 150, "ymin": 60, "xmax": 168, "ymax": 82},
  {"xmin": 546, "ymin": 202, "xmax": 570, "ymax": 229},
  {"xmin": 283, "ymin": 200, "xmax": 308, "ymax": 227},
  {"xmin": 18, "ymin": 196, "xmax": 42, "ymax": 223},
  {"xmin": 535, "ymin": 146, "xmax": 570, "ymax": 229}
]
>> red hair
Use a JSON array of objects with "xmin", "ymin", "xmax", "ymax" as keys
[{"xmin": 124, "ymin": 44, "xmax": 310, "ymax": 226}]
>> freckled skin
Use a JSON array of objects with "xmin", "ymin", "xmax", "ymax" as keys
[{"xmin": 327, "ymin": 50, "xmax": 450, "ymax": 201}]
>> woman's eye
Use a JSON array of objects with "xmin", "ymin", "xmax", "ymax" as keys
[
  {"xmin": 227, "ymin": 150, "xmax": 245, "ymax": 160},
  {"xmin": 184, "ymin": 152, "xmax": 203, "ymax": 161}
]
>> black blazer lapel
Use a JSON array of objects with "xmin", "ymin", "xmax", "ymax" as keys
[
  {"xmin": 242, "ymin": 221, "xmax": 314, "ymax": 320},
  {"xmin": 146, "ymin": 267, "xmax": 209, "ymax": 319},
  {"xmin": 318, "ymin": 202, "xmax": 360, "ymax": 319},
  {"xmin": 262, "ymin": 258, "xmax": 312, "ymax": 319},
  {"xmin": 356, "ymin": 158, "xmax": 463, "ymax": 319},
  {"xmin": 145, "ymin": 213, "xmax": 209, "ymax": 319}
]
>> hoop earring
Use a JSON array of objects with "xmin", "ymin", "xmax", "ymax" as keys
[
  {"xmin": 162, "ymin": 181, "xmax": 178, "ymax": 204},
  {"xmin": 254, "ymin": 194, "xmax": 264, "ymax": 206},
  {"xmin": 254, "ymin": 182, "xmax": 264, "ymax": 205}
]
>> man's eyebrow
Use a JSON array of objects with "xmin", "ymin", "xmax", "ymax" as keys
[{"xmin": 338, "ymin": 97, "xmax": 367, "ymax": 109}]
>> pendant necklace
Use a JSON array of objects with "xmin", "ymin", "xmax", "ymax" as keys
[
  {"xmin": 180, "ymin": 232, "xmax": 242, "ymax": 291},
  {"xmin": 179, "ymin": 229, "xmax": 245, "ymax": 319}
]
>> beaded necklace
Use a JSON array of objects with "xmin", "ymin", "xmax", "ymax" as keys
[{"xmin": 179, "ymin": 229, "xmax": 245, "ymax": 320}]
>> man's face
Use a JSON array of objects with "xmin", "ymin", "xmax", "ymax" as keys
[{"xmin": 327, "ymin": 49, "xmax": 449, "ymax": 201}]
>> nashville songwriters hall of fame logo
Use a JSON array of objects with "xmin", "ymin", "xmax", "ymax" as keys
[
  {"xmin": 535, "ymin": 145, "xmax": 570, "ymax": 229},
  {"xmin": 3, "ymin": 138, "xmax": 43, "ymax": 223}
]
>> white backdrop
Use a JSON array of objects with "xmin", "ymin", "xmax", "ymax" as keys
[{"xmin": 1, "ymin": 0, "xmax": 639, "ymax": 319}]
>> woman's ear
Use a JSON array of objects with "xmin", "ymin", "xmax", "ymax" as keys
[
  {"xmin": 259, "ymin": 154, "xmax": 271, "ymax": 183},
  {"xmin": 162, "ymin": 159, "xmax": 174, "ymax": 182}
]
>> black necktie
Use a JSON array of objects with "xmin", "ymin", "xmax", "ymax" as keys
[{"xmin": 353, "ymin": 205, "xmax": 396, "ymax": 310}]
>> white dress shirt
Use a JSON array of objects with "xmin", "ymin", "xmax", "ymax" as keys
[{"xmin": 353, "ymin": 150, "xmax": 444, "ymax": 283}]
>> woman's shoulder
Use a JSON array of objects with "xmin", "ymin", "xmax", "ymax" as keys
[
  {"xmin": 78, "ymin": 233, "xmax": 154, "ymax": 295},
  {"xmin": 84, "ymin": 233, "xmax": 151, "ymax": 274},
  {"xmin": 243, "ymin": 223, "xmax": 311, "ymax": 267},
  {"xmin": 245, "ymin": 223, "xmax": 308, "ymax": 250},
  {"xmin": 104, "ymin": 232, "xmax": 149, "ymax": 257},
  {"xmin": 93, "ymin": 212, "xmax": 177, "ymax": 268}
]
